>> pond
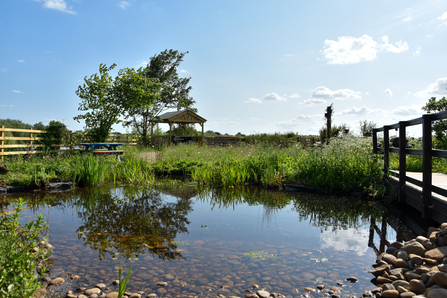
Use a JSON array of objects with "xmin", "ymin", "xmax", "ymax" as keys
[{"xmin": 4, "ymin": 183, "xmax": 425, "ymax": 298}]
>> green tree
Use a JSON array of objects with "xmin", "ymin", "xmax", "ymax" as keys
[
  {"xmin": 124, "ymin": 49, "xmax": 196, "ymax": 145},
  {"xmin": 422, "ymin": 96, "xmax": 447, "ymax": 149},
  {"xmin": 74, "ymin": 64, "xmax": 161, "ymax": 142},
  {"xmin": 41, "ymin": 120, "xmax": 69, "ymax": 153},
  {"xmin": 359, "ymin": 119, "xmax": 377, "ymax": 137},
  {"xmin": 319, "ymin": 123, "xmax": 349, "ymax": 143}
]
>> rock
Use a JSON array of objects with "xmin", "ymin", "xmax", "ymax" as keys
[
  {"xmin": 390, "ymin": 242, "xmax": 404, "ymax": 249},
  {"xmin": 70, "ymin": 275, "xmax": 81, "ymax": 280},
  {"xmin": 426, "ymin": 247, "xmax": 447, "ymax": 262},
  {"xmin": 43, "ymin": 243, "xmax": 53, "ymax": 249},
  {"xmin": 303, "ymin": 287, "xmax": 314, "ymax": 292},
  {"xmin": 409, "ymin": 254, "xmax": 423, "ymax": 265},
  {"xmin": 392, "ymin": 280, "xmax": 409, "ymax": 291},
  {"xmin": 363, "ymin": 290, "xmax": 373, "ymax": 297},
  {"xmin": 405, "ymin": 271, "xmax": 421, "ymax": 280},
  {"xmin": 129, "ymin": 294, "xmax": 141, "ymax": 298},
  {"xmin": 369, "ymin": 263, "xmax": 390, "ymax": 277},
  {"xmin": 381, "ymin": 289, "xmax": 400, "ymax": 298},
  {"xmin": 49, "ymin": 277, "xmax": 64, "ymax": 285},
  {"xmin": 95, "ymin": 283, "xmax": 107, "ymax": 290},
  {"xmin": 400, "ymin": 292, "xmax": 416, "ymax": 297},
  {"xmin": 415, "ymin": 267, "xmax": 431, "ymax": 274},
  {"xmin": 105, "ymin": 293, "xmax": 118, "ymax": 298},
  {"xmin": 383, "ymin": 254, "xmax": 397, "ymax": 264},
  {"xmin": 432, "ymin": 272, "xmax": 447, "ymax": 287},
  {"xmin": 427, "ymin": 227, "xmax": 440, "ymax": 238},
  {"xmin": 416, "ymin": 236, "xmax": 429, "ymax": 244},
  {"xmin": 156, "ymin": 281, "xmax": 167, "ymax": 287},
  {"xmin": 317, "ymin": 285, "xmax": 325, "ymax": 290},
  {"xmin": 394, "ymin": 258, "xmax": 409, "ymax": 268},
  {"xmin": 256, "ymin": 290, "xmax": 270, "ymax": 298},
  {"xmin": 423, "ymin": 240, "xmax": 436, "ymax": 250},
  {"xmin": 85, "ymin": 288, "xmax": 101, "ymax": 296},
  {"xmin": 428, "ymin": 288, "xmax": 447, "ymax": 298},
  {"xmin": 401, "ymin": 240, "xmax": 426, "ymax": 257},
  {"xmin": 409, "ymin": 279, "xmax": 426, "ymax": 294},
  {"xmin": 383, "ymin": 284, "xmax": 395, "ymax": 291},
  {"xmin": 346, "ymin": 276, "xmax": 358, "ymax": 283},
  {"xmin": 156, "ymin": 288, "xmax": 167, "ymax": 295},
  {"xmin": 424, "ymin": 258, "xmax": 439, "ymax": 265},
  {"xmin": 397, "ymin": 250, "xmax": 408, "ymax": 260},
  {"xmin": 112, "ymin": 280, "xmax": 119, "ymax": 285},
  {"xmin": 438, "ymin": 264, "xmax": 446, "ymax": 272}
]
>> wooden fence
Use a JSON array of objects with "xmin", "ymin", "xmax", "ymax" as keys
[
  {"xmin": 0, "ymin": 126, "xmax": 140, "ymax": 160},
  {"xmin": 372, "ymin": 110, "xmax": 447, "ymax": 222}
]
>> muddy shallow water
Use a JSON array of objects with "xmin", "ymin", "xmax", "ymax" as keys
[{"xmin": 5, "ymin": 184, "xmax": 422, "ymax": 297}]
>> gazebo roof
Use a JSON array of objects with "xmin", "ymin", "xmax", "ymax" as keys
[{"xmin": 157, "ymin": 110, "xmax": 206, "ymax": 124}]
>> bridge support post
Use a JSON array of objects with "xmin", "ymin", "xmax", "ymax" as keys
[
  {"xmin": 422, "ymin": 114, "xmax": 433, "ymax": 218},
  {"xmin": 399, "ymin": 121, "xmax": 408, "ymax": 203}
]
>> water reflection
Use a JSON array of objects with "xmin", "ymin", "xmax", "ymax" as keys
[{"xmin": 74, "ymin": 187, "xmax": 192, "ymax": 261}]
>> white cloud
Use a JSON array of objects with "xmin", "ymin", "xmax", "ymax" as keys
[
  {"xmin": 403, "ymin": 15, "xmax": 412, "ymax": 22},
  {"xmin": 413, "ymin": 46, "xmax": 421, "ymax": 56},
  {"xmin": 244, "ymin": 98, "xmax": 262, "ymax": 104},
  {"xmin": 284, "ymin": 54, "xmax": 294, "ymax": 58},
  {"xmin": 12, "ymin": 90, "xmax": 23, "ymax": 93},
  {"xmin": 138, "ymin": 60, "xmax": 148, "ymax": 68},
  {"xmin": 34, "ymin": 0, "xmax": 76, "ymax": 14},
  {"xmin": 212, "ymin": 120, "xmax": 241, "ymax": 126},
  {"xmin": 322, "ymin": 34, "xmax": 408, "ymax": 65},
  {"xmin": 379, "ymin": 36, "xmax": 409, "ymax": 53},
  {"xmin": 320, "ymin": 228, "xmax": 369, "ymax": 256},
  {"xmin": 303, "ymin": 98, "xmax": 327, "ymax": 106},
  {"xmin": 180, "ymin": 69, "xmax": 188, "ymax": 73},
  {"xmin": 289, "ymin": 93, "xmax": 300, "ymax": 99},
  {"xmin": 119, "ymin": 1, "xmax": 130, "ymax": 9},
  {"xmin": 438, "ymin": 11, "xmax": 447, "ymax": 26},
  {"xmin": 385, "ymin": 88, "xmax": 393, "ymax": 96},
  {"xmin": 311, "ymin": 86, "xmax": 361, "ymax": 100},
  {"xmin": 0, "ymin": 104, "xmax": 14, "ymax": 108},
  {"xmin": 264, "ymin": 93, "xmax": 286, "ymax": 101},
  {"xmin": 392, "ymin": 105, "xmax": 422, "ymax": 116},
  {"xmin": 2, "ymin": 68, "xmax": 7, "ymax": 72},
  {"xmin": 17, "ymin": 60, "xmax": 25, "ymax": 63},
  {"xmin": 249, "ymin": 117, "xmax": 260, "ymax": 121},
  {"xmin": 337, "ymin": 106, "xmax": 388, "ymax": 116},
  {"xmin": 414, "ymin": 77, "xmax": 447, "ymax": 97}
]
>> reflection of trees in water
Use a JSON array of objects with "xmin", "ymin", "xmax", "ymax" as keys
[
  {"xmin": 74, "ymin": 187, "xmax": 192, "ymax": 260},
  {"xmin": 292, "ymin": 194, "xmax": 383, "ymax": 232}
]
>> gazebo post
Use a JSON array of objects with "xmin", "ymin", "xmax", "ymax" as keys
[
  {"xmin": 169, "ymin": 122, "xmax": 172, "ymax": 146},
  {"xmin": 201, "ymin": 123, "xmax": 204, "ymax": 147}
]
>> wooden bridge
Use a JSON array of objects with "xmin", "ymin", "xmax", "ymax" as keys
[{"xmin": 373, "ymin": 110, "xmax": 447, "ymax": 224}]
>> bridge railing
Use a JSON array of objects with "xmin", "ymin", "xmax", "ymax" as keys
[{"xmin": 373, "ymin": 110, "xmax": 447, "ymax": 219}]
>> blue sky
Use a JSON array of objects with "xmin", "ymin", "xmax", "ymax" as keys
[{"xmin": 1, "ymin": 0, "xmax": 447, "ymax": 136}]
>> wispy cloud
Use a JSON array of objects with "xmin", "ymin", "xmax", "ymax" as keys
[
  {"xmin": 385, "ymin": 88, "xmax": 393, "ymax": 96},
  {"xmin": 337, "ymin": 106, "xmax": 388, "ymax": 116},
  {"xmin": 17, "ymin": 60, "xmax": 25, "ymax": 63},
  {"xmin": 12, "ymin": 90, "xmax": 23, "ymax": 93},
  {"xmin": 438, "ymin": 11, "xmax": 447, "ymax": 26},
  {"xmin": 244, "ymin": 98, "xmax": 262, "ymax": 104},
  {"xmin": 414, "ymin": 77, "xmax": 447, "ymax": 97},
  {"xmin": 34, "ymin": 0, "xmax": 76, "ymax": 14},
  {"xmin": 289, "ymin": 93, "xmax": 300, "ymax": 99},
  {"xmin": 119, "ymin": 1, "xmax": 131, "ymax": 9},
  {"xmin": 413, "ymin": 46, "xmax": 421, "ymax": 56},
  {"xmin": 0, "ymin": 104, "xmax": 14, "ymax": 108},
  {"xmin": 302, "ymin": 98, "xmax": 327, "ymax": 106},
  {"xmin": 263, "ymin": 93, "xmax": 286, "ymax": 102},
  {"xmin": 392, "ymin": 105, "xmax": 422, "ymax": 116},
  {"xmin": 403, "ymin": 15, "xmax": 412, "ymax": 22},
  {"xmin": 310, "ymin": 86, "xmax": 361, "ymax": 100},
  {"xmin": 2, "ymin": 68, "xmax": 7, "ymax": 72},
  {"xmin": 322, "ymin": 34, "xmax": 408, "ymax": 65},
  {"xmin": 180, "ymin": 69, "xmax": 188, "ymax": 73}
]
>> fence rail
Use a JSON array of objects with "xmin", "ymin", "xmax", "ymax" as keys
[{"xmin": 373, "ymin": 110, "xmax": 447, "ymax": 222}]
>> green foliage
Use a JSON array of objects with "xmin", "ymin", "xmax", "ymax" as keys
[
  {"xmin": 125, "ymin": 49, "xmax": 196, "ymax": 144},
  {"xmin": 359, "ymin": 119, "xmax": 377, "ymax": 137},
  {"xmin": 41, "ymin": 120, "xmax": 69, "ymax": 153},
  {"xmin": 422, "ymin": 96, "xmax": 447, "ymax": 149},
  {"xmin": 74, "ymin": 63, "xmax": 161, "ymax": 142},
  {"xmin": 319, "ymin": 123, "xmax": 349, "ymax": 143},
  {"xmin": 0, "ymin": 199, "xmax": 51, "ymax": 298},
  {"xmin": 117, "ymin": 263, "xmax": 132, "ymax": 298}
]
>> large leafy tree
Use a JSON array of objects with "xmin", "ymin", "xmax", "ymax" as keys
[
  {"xmin": 74, "ymin": 64, "xmax": 161, "ymax": 142},
  {"xmin": 422, "ymin": 96, "xmax": 447, "ymax": 149},
  {"xmin": 124, "ymin": 49, "xmax": 196, "ymax": 145}
]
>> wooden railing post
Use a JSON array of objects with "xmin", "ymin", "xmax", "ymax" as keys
[
  {"xmin": 399, "ymin": 121, "xmax": 407, "ymax": 203},
  {"xmin": 29, "ymin": 128, "xmax": 33, "ymax": 153},
  {"xmin": 383, "ymin": 126, "xmax": 390, "ymax": 179},
  {"xmin": 0, "ymin": 126, "xmax": 4, "ymax": 162},
  {"xmin": 372, "ymin": 128, "xmax": 378, "ymax": 154},
  {"xmin": 422, "ymin": 114, "xmax": 433, "ymax": 218},
  {"xmin": 69, "ymin": 131, "xmax": 73, "ymax": 153}
]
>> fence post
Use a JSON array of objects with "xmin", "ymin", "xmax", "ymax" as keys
[
  {"xmin": 0, "ymin": 126, "xmax": 4, "ymax": 162},
  {"xmin": 29, "ymin": 128, "xmax": 33, "ymax": 153},
  {"xmin": 372, "ymin": 128, "xmax": 378, "ymax": 154},
  {"xmin": 422, "ymin": 114, "xmax": 433, "ymax": 218},
  {"xmin": 399, "ymin": 121, "xmax": 407, "ymax": 203},
  {"xmin": 69, "ymin": 131, "xmax": 73, "ymax": 153},
  {"xmin": 383, "ymin": 126, "xmax": 390, "ymax": 179}
]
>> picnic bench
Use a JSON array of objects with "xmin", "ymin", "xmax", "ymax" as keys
[{"xmin": 80, "ymin": 143, "xmax": 125, "ymax": 159}]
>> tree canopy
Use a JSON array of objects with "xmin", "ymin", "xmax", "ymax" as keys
[
  {"xmin": 74, "ymin": 63, "xmax": 161, "ymax": 142},
  {"xmin": 124, "ymin": 49, "xmax": 196, "ymax": 144},
  {"xmin": 422, "ymin": 96, "xmax": 447, "ymax": 149}
]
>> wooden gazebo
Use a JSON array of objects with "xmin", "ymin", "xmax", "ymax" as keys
[{"xmin": 151, "ymin": 110, "xmax": 207, "ymax": 146}]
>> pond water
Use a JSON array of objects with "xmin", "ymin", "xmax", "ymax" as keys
[{"xmin": 4, "ymin": 183, "xmax": 424, "ymax": 298}]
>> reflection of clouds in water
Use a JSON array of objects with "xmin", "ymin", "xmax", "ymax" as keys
[{"xmin": 320, "ymin": 228, "xmax": 369, "ymax": 256}]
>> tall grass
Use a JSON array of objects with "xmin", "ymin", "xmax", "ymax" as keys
[{"xmin": 156, "ymin": 137, "xmax": 383, "ymax": 194}]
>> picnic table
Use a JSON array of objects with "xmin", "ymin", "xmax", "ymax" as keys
[{"xmin": 80, "ymin": 143, "xmax": 125, "ymax": 159}]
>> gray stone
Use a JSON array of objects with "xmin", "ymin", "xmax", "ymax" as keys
[
  {"xmin": 397, "ymin": 250, "xmax": 408, "ymax": 260},
  {"xmin": 428, "ymin": 288, "xmax": 447, "ymax": 298},
  {"xmin": 85, "ymin": 288, "xmax": 101, "ymax": 296},
  {"xmin": 426, "ymin": 247, "xmax": 447, "ymax": 262},
  {"xmin": 432, "ymin": 271, "xmax": 447, "ymax": 287},
  {"xmin": 392, "ymin": 280, "xmax": 409, "ymax": 291},
  {"xmin": 402, "ymin": 240, "xmax": 426, "ymax": 257},
  {"xmin": 409, "ymin": 254, "xmax": 423, "ymax": 265},
  {"xmin": 395, "ymin": 258, "xmax": 409, "ymax": 268},
  {"xmin": 256, "ymin": 290, "xmax": 270, "ymax": 298}
]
